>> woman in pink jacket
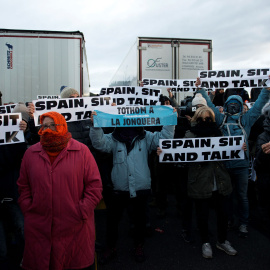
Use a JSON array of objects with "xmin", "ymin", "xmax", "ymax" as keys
[{"xmin": 17, "ymin": 111, "xmax": 102, "ymax": 270}]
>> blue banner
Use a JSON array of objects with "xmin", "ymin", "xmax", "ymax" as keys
[{"xmin": 93, "ymin": 105, "xmax": 177, "ymax": 127}]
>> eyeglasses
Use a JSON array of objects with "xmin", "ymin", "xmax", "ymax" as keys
[{"xmin": 39, "ymin": 123, "xmax": 63, "ymax": 130}]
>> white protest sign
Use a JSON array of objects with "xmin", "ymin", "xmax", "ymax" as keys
[
  {"xmin": 99, "ymin": 86, "xmax": 161, "ymax": 105},
  {"xmin": 33, "ymin": 96, "xmax": 112, "ymax": 126},
  {"xmin": 198, "ymin": 68, "xmax": 270, "ymax": 88},
  {"xmin": 0, "ymin": 113, "xmax": 25, "ymax": 145},
  {"xmin": 37, "ymin": 95, "xmax": 60, "ymax": 99},
  {"xmin": 159, "ymin": 136, "xmax": 244, "ymax": 163},
  {"xmin": 142, "ymin": 78, "xmax": 213, "ymax": 92},
  {"xmin": 0, "ymin": 103, "xmax": 17, "ymax": 114}
]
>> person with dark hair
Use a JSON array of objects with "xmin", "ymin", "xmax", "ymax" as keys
[
  {"xmin": 195, "ymin": 76, "xmax": 270, "ymax": 238},
  {"xmin": 90, "ymin": 110, "xmax": 175, "ymax": 263},
  {"xmin": 17, "ymin": 111, "xmax": 102, "ymax": 270},
  {"xmin": 250, "ymin": 88, "xmax": 262, "ymax": 102},
  {"xmin": 254, "ymin": 102, "xmax": 270, "ymax": 225},
  {"xmin": 0, "ymin": 103, "xmax": 29, "ymax": 270},
  {"xmin": 213, "ymin": 89, "xmax": 225, "ymax": 106}
]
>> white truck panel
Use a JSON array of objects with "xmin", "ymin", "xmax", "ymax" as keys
[
  {"xmin": 109, "ymin": 37, "xmax": 212, "ymax": 102},
  {"xmin": 0, "ymin": 30, "xmax": 90, "ymax": 104},
  {"xmin": 178, "ymin": 43, "xmax": 211, "ymax": 79},
  {"xmin": 140, "ymin": 42, "xmax": 173, "ymax": 79}
]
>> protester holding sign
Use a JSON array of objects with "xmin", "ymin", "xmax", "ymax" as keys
[
  {"xmin": 157, "ymin": 106, "xmax": 237, "ymax": 259},
  {"xmin": 17, "ymin": 112, "xmax": 102, "ymax": 270},
  {"xmin": 0, "ymin": 103, "xmax": 29, "ymax": 269},
  {"xmin": 90, "ymin": 110, "xmax": 175, "ymax": 264},
  {"xmin": 195, "ymin": 75, "xmax": 270, "ymax": 238},
  {"xmin": 254, "ymin": 102, "xmax": 270, "ymax": 226},
  {"xmin": 184, "ymin": 106, "xmax": 237, "ymax": 259}
]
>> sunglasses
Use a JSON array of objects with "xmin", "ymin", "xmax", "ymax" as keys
[{"xmin": 197, "ymin": 116, "xmax": 213, "ymax": 123}]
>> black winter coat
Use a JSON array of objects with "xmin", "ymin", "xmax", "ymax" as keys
[
  {"xmin": 0, "ymin": 143, "xmax": 27, "ymax": 201},
  {"xmin": 67, "ymin": 120, "xmax": 92, "ymax": 149},
  {"xmin": 254, "ymin": 118, "xmax": 270, "ymax": 177}
]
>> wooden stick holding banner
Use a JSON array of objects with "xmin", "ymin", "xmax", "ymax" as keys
[
  {"xmin": 93, "ymin": 105, "xmax": 177, "ymax": 127},
  {"xmin": 0, "ymin": 113, "xmax": 25, "ymax": 145},
  {"xmin": 159, "ymin": 136, "xmax": 245, "ymax": 162}
]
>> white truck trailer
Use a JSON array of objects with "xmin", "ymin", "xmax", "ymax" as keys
[
  {"xmin": 0, "ymin": 29, "xmax": 90, "ymax": 104},
  {"xmin": 109, "ymin": 37, "xmax": 212, "ymax": 103}
]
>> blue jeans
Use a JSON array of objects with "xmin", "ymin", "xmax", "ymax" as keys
[
  {"xmin": 227, "ymin": 167, "xmax": 249, "ymax": 226},
  {"xmin": 0, "ymin": 201, "xmax": 24, "ymax": 265}
]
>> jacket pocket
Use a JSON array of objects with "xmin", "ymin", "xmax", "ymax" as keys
[{"xmin": 114, "ymin": 149, "xmax": 125, "ymax": 164}]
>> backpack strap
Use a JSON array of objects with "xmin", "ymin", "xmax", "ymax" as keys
[{"xmin": 219, "ymin": 113, "xmax": 247, "ymax": 140}]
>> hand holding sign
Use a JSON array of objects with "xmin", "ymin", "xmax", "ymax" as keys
[
  {"xmin": 91, "ymin": 111, "xmax": 97, "ymax": 122},
  {"xmin": 195, "ymin": 77, "xmax": 201, "ymax": 88},
  {"xmin": 19, "ymin": 120, "xmax": 27, "ymax": 132},
  {"xmin": 261, "ymin": 142, "xmax": 270, "ymax": 154},
  {"xmin": 27, "ymin": 102, "xmax": 35, "ymax": 119}
]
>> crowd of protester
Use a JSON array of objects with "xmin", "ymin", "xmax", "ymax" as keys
[{"xmin": 1, "ymin": 80, "xmax": 270, "ymax": 269}]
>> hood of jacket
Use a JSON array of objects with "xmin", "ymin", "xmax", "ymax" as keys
[{"xmin": 224, "ymin": 95, "xmax": 243, "ymax": 114}]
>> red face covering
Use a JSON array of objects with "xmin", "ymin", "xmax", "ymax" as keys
[{"xmin": 38, "ymin": 112, "xmax": 71, "ymax": 156}]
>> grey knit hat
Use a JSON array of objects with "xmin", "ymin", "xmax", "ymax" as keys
[
  {"xmin": 262, "ymin": 101, "xmax": 270, "ymax": 118},
  {"xmin": 12, "ymin": 102, "xmax": 29, "ymax": 122},
  {"xmin": 60, "ymin": 87, "xmax": 79, "ymax": 98}
]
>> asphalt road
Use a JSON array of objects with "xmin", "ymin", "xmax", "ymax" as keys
[
  {"xmin": 6, "ymin": 185, "xmax": 270, "ymax": 270},
  {"xmin": 95, "ymin": 192, "xmax": 270, "ymax": 270}
]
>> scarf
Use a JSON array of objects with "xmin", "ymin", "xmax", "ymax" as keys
[
  {"xmin": 190, "ymin": 122, "xmax": 222, "ymax": 137},
  {"xmin": 38, "ymin": 111, "xmax": 72, "ymax": 158},
  {"xmin": 40, "ymin": 131, "xmax": 72, "ymax": 155}
]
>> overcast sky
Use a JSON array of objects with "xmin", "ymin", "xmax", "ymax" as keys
[{"xmin": 1, "ymin": 0, "xmax": 270, "ymax": 93}]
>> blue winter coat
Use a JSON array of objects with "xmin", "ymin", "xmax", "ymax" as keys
[
  {"xmin": 90, "ymin": 126, "xmax": 175, "ymax": 197},
  {"xmin": 197, "ymin": 88, "xmax": 270, "ymax": 168}
]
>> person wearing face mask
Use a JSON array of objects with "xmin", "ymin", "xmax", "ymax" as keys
[
  {"xmin": 90, "ymin": 110, "xmax": 175, "ymax": 264},
  {"xmin": 17, "ymin": 111, "xmax": 102, "ymax": 270},
  {"xmin": 195, "ymin": 76, "xmax": 270, "ymax": 238},
  {"xmin": 184, "ymin": 106, "xmax": 236, "ymax": 259},
  {"xmin": 156, "ymin": 106, "xmax": 236, "ymax": 259}
]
